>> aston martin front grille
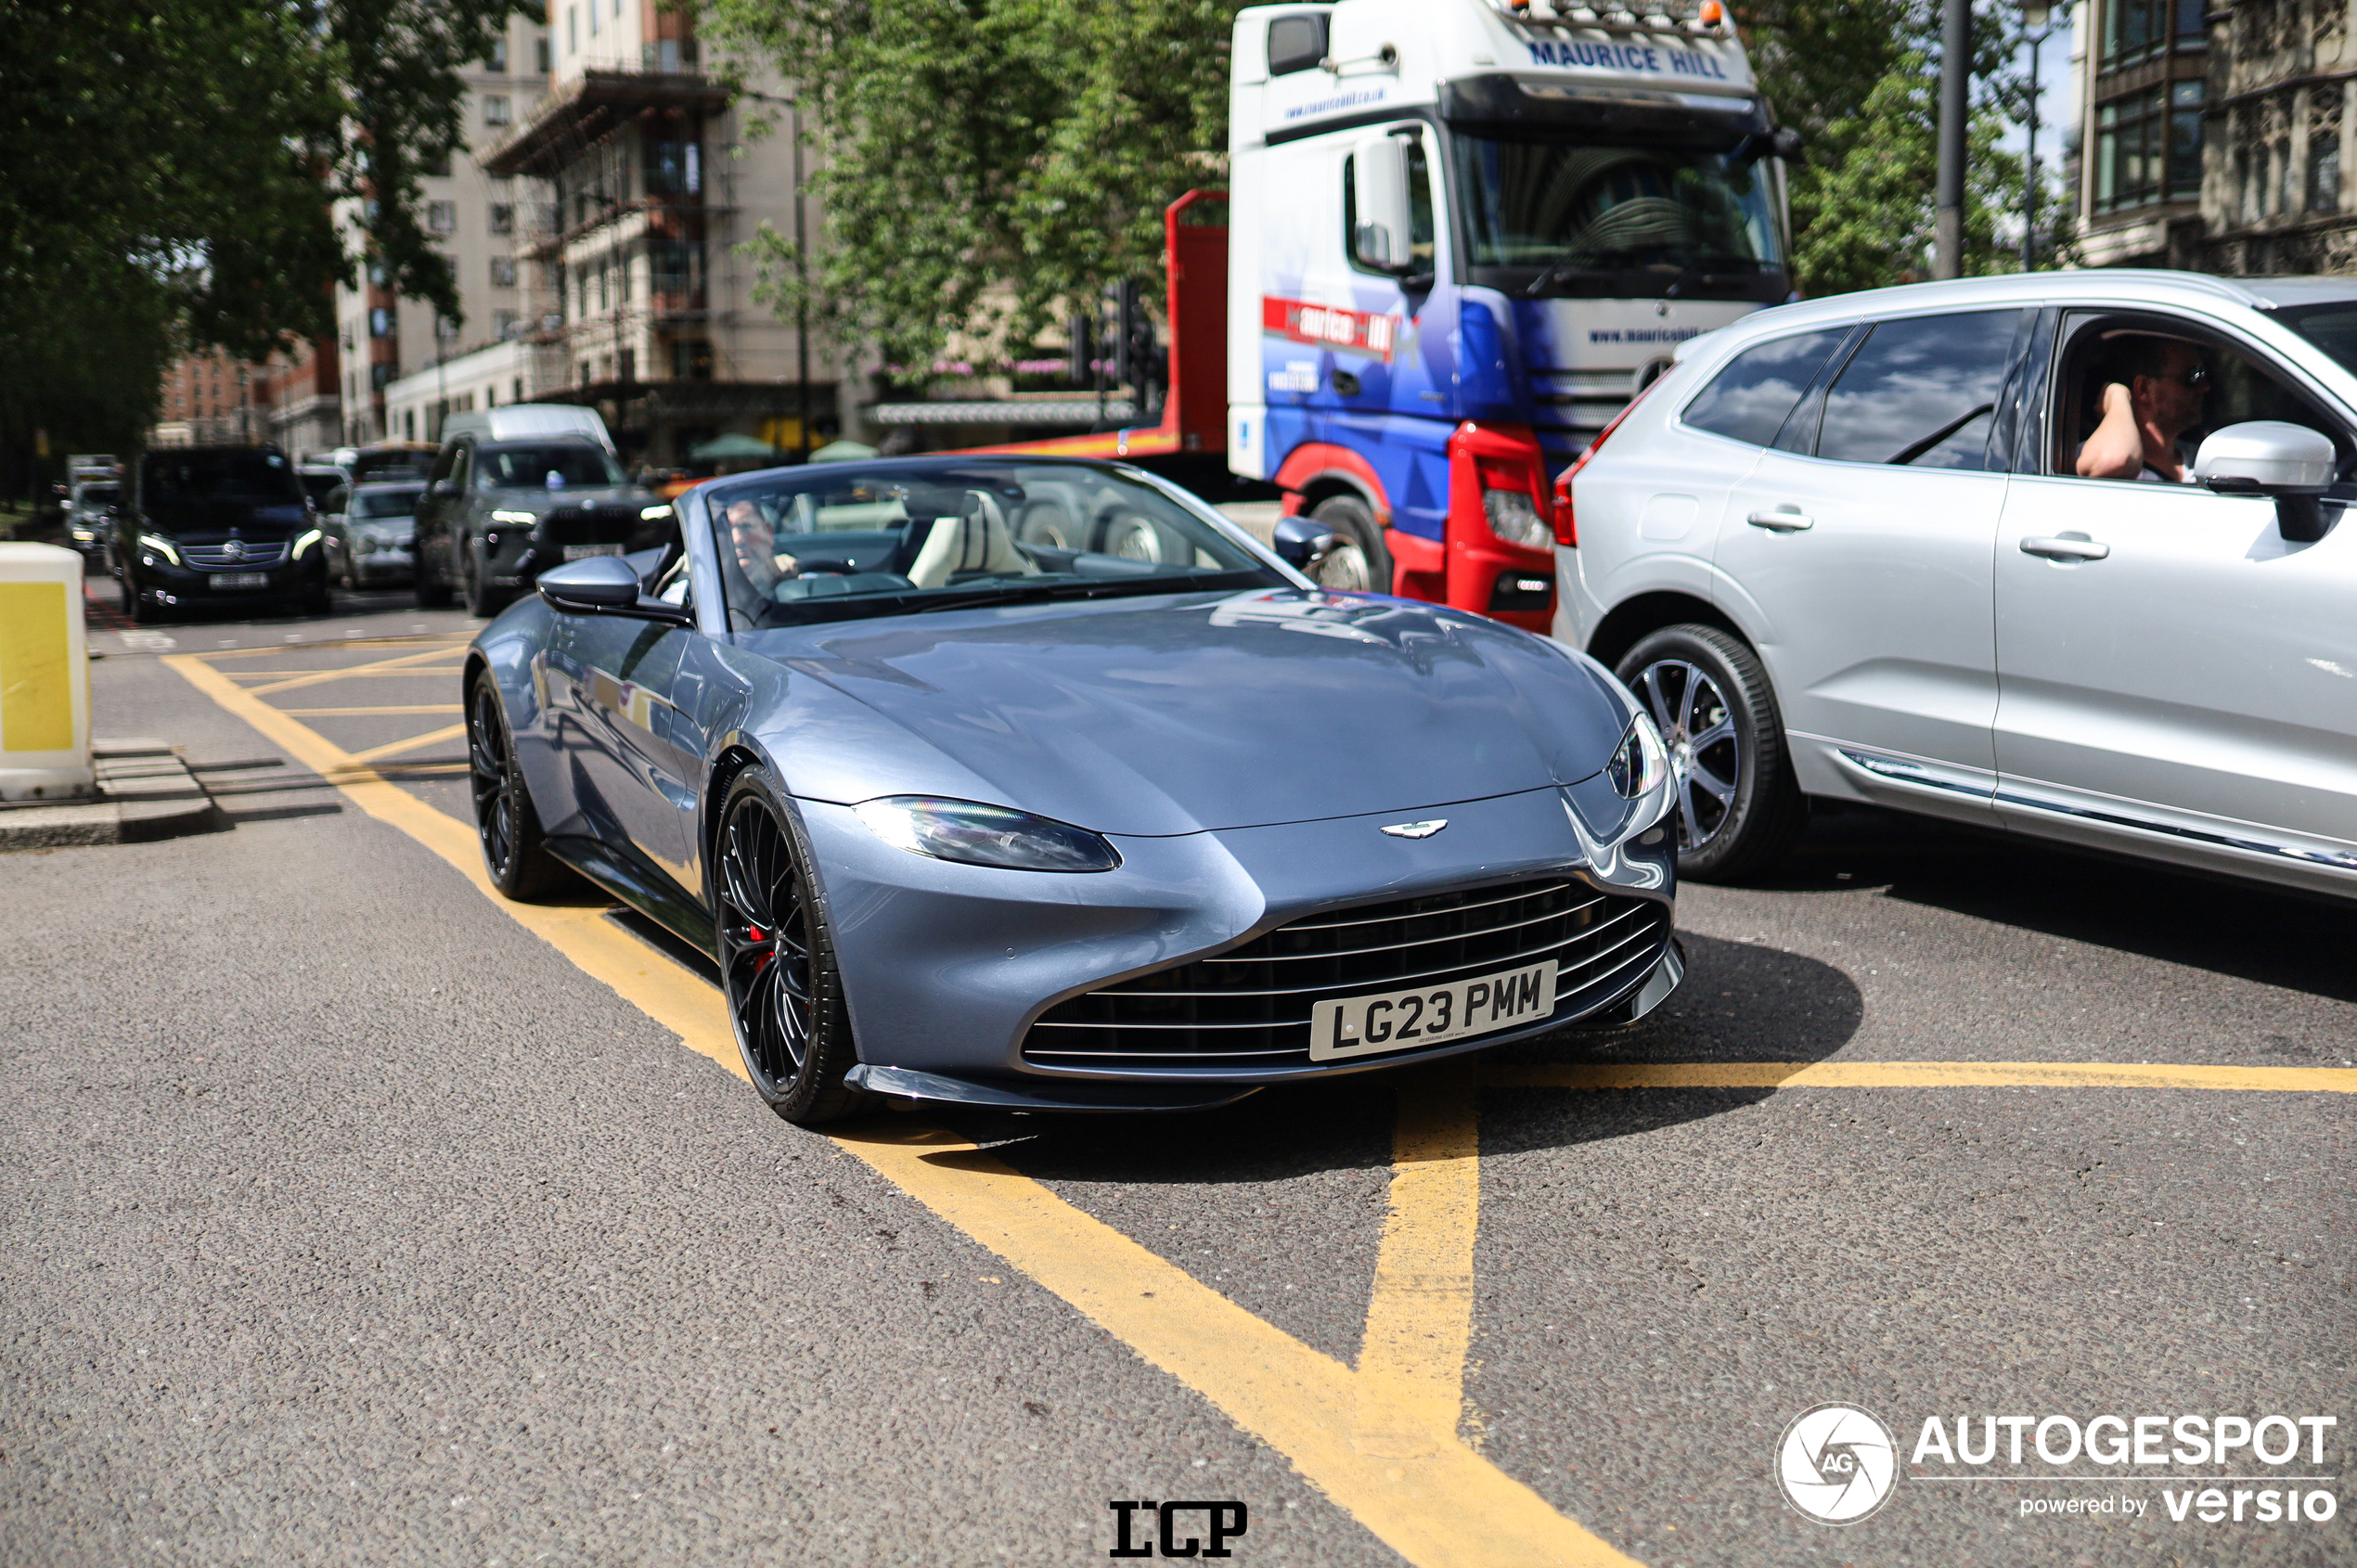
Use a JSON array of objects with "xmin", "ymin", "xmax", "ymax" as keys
[{"xmin": 1022, "ymin": 878, "xmax": 1669, "ymax": 1069}]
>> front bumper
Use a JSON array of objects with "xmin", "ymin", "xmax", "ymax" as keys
[
  {"xmin": 806, "ymin": 783, "xmax": 1678, "ymax": 1107},
  {"xmin": 127, "ymin": 550, "xmax": 326, "ymax": 607}
]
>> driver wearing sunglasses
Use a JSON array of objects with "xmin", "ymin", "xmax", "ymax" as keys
[{"xmin": 2076, "ymin": 334, "xmax": 2211, "ymax": 483}]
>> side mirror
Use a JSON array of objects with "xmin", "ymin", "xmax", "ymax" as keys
[
  {"xmin": 536, "ymin": 553, "xmax": 691, "ymax": 623},
  {"xmin": 2195, "ymin": 420, "xmax": 2338, "ymax": 543},
  {"xmin": 1351, "ymin": 135, "xmax": 1414, "ymax": 274},
  {"xmin": 1272, "ymin": 515, "xmax": 1339, "ymax": 576}
]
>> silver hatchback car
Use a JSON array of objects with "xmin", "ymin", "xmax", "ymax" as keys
[{"xmin": 1556, "ymin": 270, "xmax": 2357, "ymax": 901}]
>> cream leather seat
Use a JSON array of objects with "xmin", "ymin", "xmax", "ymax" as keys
[{"xmin": 904, "ymin": 492, "xmax": 1042, "ymax": 589}]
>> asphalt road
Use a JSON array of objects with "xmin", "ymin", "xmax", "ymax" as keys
[{"xmin": 3, "ymin": 585, "xmax": 2351, "ymax": 1567}]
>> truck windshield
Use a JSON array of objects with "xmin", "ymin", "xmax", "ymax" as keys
[{"xmin": 1451, "ymin": 133, "xmax": 1787, "ymax": 302}]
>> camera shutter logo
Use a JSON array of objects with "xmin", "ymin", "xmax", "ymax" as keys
[{"xmin": 1775, "ymin": 1403, "xmax": 1899, "ymax": 1524}]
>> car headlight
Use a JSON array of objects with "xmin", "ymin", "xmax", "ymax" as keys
[
  {"xmin": 291, "ymin": 528, "xmax": 324, "ymax": 559},
  {"xmin": 1608, "ymin": 708, "xmax": 1668, "ymax": 801},
  {"xmin": 491, "ymin": 508, "xmax": 539, "ymax": 525},
  {"xmin": 852, "ymin": 796, "xmax": 1122, "ymax": 873},
  {"xmin": 1482, "ymin": 488, "xmax": 1552, "ymax": 548},
  {"xmin": 136, "ymin": 533, "xmax": 181, "ymax": 565},
  {"xmin": 639, "ymin": 503, "xmax": 673, "ymax": 521}
]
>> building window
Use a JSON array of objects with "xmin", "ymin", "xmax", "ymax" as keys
[
  {"xmin": 369, "ymin": 306, "xmax": 393, "ymax": 338},
  {"xmin": 436, "ymin": 315, "xmax": 459, "ymax": 341},
  {"xmin": 673, "ymin": 339, "xmax": 714, "ymax": 380},
  {"xmin": 483, "ymin": 96, "xmax": 510, "ymax": 126},
  {"xmin": 491, "ymin": 255, "xmax": 519, "ymax": 287},
  {"xmin": 513, "ymin": 378, "xmax": 525, "ymax": 403},
  {"xmin": 2312, "ymin": 135, "xmax": 2342, "ymax": 212},
  {"xmin": 587, "ymin": 0, "xmax": 598, "ymax": 36},
  {"xmin": 495, "ymin": 309, "xmax": 520, "ymax": 339},
  {"xmin": 485, "ymin": 37, "xmax": 508, "ymax": 71},
  {"xmin": 567, "ymin": 6, "xmax": 576, "ymax": 52},
  {"xmin": 536, "ymin": 35, "xmax": 551, "ymax": 71},
  {"xmin": 428, "ymin": 200, "xmax": 457, "ymax": 234},
  {"xmin": 489, "ymin": 203, "xmax": 515, "ymax": 235},
  {"xmin": 2093, "ymin": 83, "xmax": 2202, "ymax": 213},
  {"xmin": 2101, "ymin": 0, "xmax": 2204, "ymax": 71}
]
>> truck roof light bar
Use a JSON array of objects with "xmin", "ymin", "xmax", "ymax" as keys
[{"xmin": 1502, "ymin": 0, "xmax": 1729, "ymax": 32}]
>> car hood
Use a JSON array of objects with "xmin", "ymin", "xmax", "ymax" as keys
[
  {"xmin": 485, "ymin": 484, "xmax": 648, "ymax": 511},
  {"xmin": 749, "ymin": 587, "xmax": 1633, "ymax": 836}
]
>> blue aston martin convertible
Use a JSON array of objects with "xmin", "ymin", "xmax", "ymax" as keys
[{"xmin": 464, "ymin": 455, "xmax": 1681, "ymax": 1123}]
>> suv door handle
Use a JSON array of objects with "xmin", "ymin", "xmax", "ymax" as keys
[
  {"xmin": 2019, "ymin": 534, "xmax": 2111, "ymax": 561},
  {"xmin": 1746, "ymin": 508, "xmax": 1814, "ymax": 532}
]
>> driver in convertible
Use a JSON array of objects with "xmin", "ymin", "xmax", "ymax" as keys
[{"xmin": 726, "ymin": 499, "xmax": 800, "ymax": 592}]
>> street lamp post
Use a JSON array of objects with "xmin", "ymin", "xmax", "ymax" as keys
[{"xmin": 2021, "ymin": 0, "xmax": 2057, "ymax": 272}]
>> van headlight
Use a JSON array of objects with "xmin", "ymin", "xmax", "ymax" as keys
[
  {"xmin": 853, "ymin": 796, "xmax": 1121, "ymax": 872},
  {"xmin": 136, "ymin": 533, "xmax": 181, "ymax": 565},
  {"xmin": 291, "ymin": 528, "xmax": 325, "ymax": 559}
]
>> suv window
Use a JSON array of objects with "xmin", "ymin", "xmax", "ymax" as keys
[
  {"xmin": 1815, "ymin": 310, "xmax": 2022, "ymax": 469},
  {"xmin": 1681, "ymin": 329, "xmax": 1851, "ymax": 448}
]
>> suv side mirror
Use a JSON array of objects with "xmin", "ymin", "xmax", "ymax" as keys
[
  {"xmin": 1272, "ymin": 515, "xmax": 1338, "ymax": 576},
  {"xmin": 1351, "ymin": 135, "xmax": 1415, "ymax": 274},
  {"xmin": 2195, "ymin": 420, "xmax": 2338, "ymax": 542}
]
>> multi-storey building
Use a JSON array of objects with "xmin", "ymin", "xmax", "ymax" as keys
[
  {"xmin": 150, "ymin": 349, "xmax": 277, "ymax": 447},
  {"xmin": 337, "ymin": 13, "xmax": 558, "ymax": 442},
  {"xmin": 461, "ymin": 2, "xmax": 841, "ymax": 466},
  {"xmin": 2071, "ymin": 0, "xmax": 2357, "ymax": 274}
]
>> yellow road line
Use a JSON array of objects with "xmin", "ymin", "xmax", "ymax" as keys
[
  {"xmin": 198, "ymin": 637, "xmax": 468, "ymax": 660},
  {"xmin": 239, "ymin": 644, "xmax": 469, "ymax": 699},
  {"xmin": 1356, "ymin": 1075, "xmax": 1483, "ymax": 1458},
  {"xmin": 281, "ymin": 704, "xmax": 466, "ymax": 716},
  {"xmin": 165, "ymin": 653, "xmax": 748, "ymax": 1083},
  {"xmin": 342, "ymin": 723, "xmax": 468, "ymax": 765},
  {"xmin": 839, "ymin": 1125, "xmax": 1638, "ymax": 1568},
  {"xmin": 229, "ymin": 666, "xmax": 468, "ymax": 680},
  {"xmin": 1489, "ymin": 1060, "xmax": 2357, "ymax": 1093}
]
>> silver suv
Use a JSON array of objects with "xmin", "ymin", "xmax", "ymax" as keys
[{"xmin": 1556, "ymin": 270, "xmax": 2357, "ymax": 901}]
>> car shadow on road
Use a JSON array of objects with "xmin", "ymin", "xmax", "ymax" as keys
[
  {"xmin": 1755, "ymin": 801, "xmax": 2357, "ymax": 1007},
  {"xmin": 933, "ymin": 932, "xmax": 1861, "ymax": 1184}
]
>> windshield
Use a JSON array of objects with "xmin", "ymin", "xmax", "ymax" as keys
[
  {"xmin": 705, "ymin": 460, "xmax": 1284, "ymax": 629},
  {"xmin": 78, "ymin": 484, "xmax": 119, "ymax": 508},
  {"xmin": 476, "ymin": 443, "xmax": 626, "ymax": 490},
  {"xmin": 141, "ymin": 450, "xmax": 306, "ymax": 526},
  {"xmin": 2274, "ymin": 301, "xmax": 2357, "ymax": 376},
  {"xmin": 353, "ymin": 487, "xmax": 423, "ymax": 520},
  {"xmin": 1451, "ymin": 133, "xmax": 1787, "ymax": 301},
  {"xmin": 299, "ymin": 470, "xmax": 343, "ymax": 505},
  {"xmin": 352, "ymin": 449, "xmax": 434, "ymax": 483}
]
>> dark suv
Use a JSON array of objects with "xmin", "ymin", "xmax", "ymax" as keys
[
  {"xmin": 118, "ymin": 445, "xmax": 328, "ymax": 623},
  {"xmin": 412, "ymin": 436, "xmax": 672, "ymax": 616}
]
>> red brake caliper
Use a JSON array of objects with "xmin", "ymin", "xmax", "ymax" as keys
[{"xmin": 748, "ymin": 925, "xmax": 772, "ymax": 974}]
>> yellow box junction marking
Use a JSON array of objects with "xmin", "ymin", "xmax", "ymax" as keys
[
  {"xmin": 0, "ymin": 580, "xmax": 74, "ymax": 752},
  {"xmin": 343, "ymin": 722, "xmax": 468, "ymax": 766},
  {"xmin": 168, "ymin": 640, "xmax": 2357, "ymax": 1568}
]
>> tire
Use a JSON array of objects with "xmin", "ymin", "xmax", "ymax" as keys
[
  {"xmin": 304, "ymin": 581, "xmax": 332, "ymax": 616},
  {"xmin": 415, "ymin": 546, "xmax": 452, "ymax": 609},
  {"xmin": 121, "ymin": 573, "xmax": 151, "ymax": 623},
  {"xmin": 467, "ymin": 670, "xmax": 574, "ymax": 899},
  {"xmin": 1616, "ymin": 623, "xmax": 1809, "ymax": 883},
  {"xmin": 1307, "ymin": 494, "xmax": 1392, "ymax": 594},
  {"xmin": 461, "ymin": 542, "xmax": 506, "ymax": 618},
  {"xmin": 713, "ymin": 767, "xmax": 870, "ymax": 1126}
]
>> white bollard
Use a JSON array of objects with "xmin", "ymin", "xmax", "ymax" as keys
[{"xmin": 0, "ymin": 542, "xmax": 94, "ymax": 800}]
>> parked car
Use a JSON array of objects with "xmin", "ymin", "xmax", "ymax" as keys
[
  {"xmin": 348, "ymin": 442, "xmax": 439, "ymax": 486},
  {"xmin": 297, "ymin": 464, "xmax": 347, "ymax": 513},
  {"xmin": 1558, "ymin": 269, "xmax": 2357, "ymax": 901},
  {"xmin": 323, "ymin": 480, "xmax": 423, "ymax": 588},
  {"xmin": 63, "ymin": 478, "xmax": 120, "ymax": 568},
  {"xmin": 118, "ymin": 444, "xmax": 328, "ymax": 623},
  {"xmin": 465, "ymin": 456, "xmax": 1682, "ymax": 1123},
  {"xmin": 413, "ymin": 428, "xmax": 668, "ymax": 616}
]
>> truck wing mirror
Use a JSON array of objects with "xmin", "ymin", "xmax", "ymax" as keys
[
  {"xmin": 2195, "ymin": 420, "xmax": 2339, "ymax": 543},
  {"xmin": 1352, "ymin": 135, "xmax": 1415, "ymax": 274}
]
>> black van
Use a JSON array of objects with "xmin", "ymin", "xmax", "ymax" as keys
[{"xmin": 118, "ymin": 445, "xmax": 328, "ymax": 623}]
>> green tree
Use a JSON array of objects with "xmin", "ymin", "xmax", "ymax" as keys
[
  {"xmin": 704, "ymin": 0, "xmax": 1238, "ymax": 368},
  {"xmin": 0, "ymin": 0, "xmax": 525, "ymax": 492}
]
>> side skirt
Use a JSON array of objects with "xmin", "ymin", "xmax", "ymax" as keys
[{"xmin": 545, "ymin": 832, "xmax": 717, "ymax": 955}]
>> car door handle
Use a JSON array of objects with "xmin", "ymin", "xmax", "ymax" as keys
[
  {"xmin": 2018, "ymin": 535, "xmax": 2111, "ymax": 561},
  {"xmin": 1746, "ymin": 508, "xmax": 1814, "ymax": 532}
]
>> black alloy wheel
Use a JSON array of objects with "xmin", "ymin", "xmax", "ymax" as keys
[
  {"xmin": 714, "ymin": 769, "xmax": 868, "ymax": 1125},
  {"xmin": 1616, "ymin": 623, "xmax": 1808, "ymax": 882},
  {"xmin": 467, "ymin": 671, "xmax": 571, "ymax": 898},
  {"xmin": 1307, "ymin": 494, "xmax": 1391, "ymax": 594},
  {"xmin": 121, "ymin": 572, "xmax": 153, "ymax": 624}
]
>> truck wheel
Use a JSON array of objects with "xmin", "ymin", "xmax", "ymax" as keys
[
  {"xmin": 1307, "ymin": 495, "xmax": 1391, "ymax": 594},
  {"xmin": 1615, "ymin": 623, "xmax": 1808, "ymax": 883},
  {"xmin": 415, "ymin": 549, "xmax": 452, "ymax": 609}
]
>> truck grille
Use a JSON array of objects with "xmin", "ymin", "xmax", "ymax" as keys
[{"xmin": 1023, "ymin": 877, "xmax": 1669, "ymax": 1070}]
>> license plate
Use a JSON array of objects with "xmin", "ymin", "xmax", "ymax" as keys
[
  {"xmin": 210, "ymin": 572, "xmax": 268, "ymax": 589},
  {"xmin": 562, "ymin": 543, "xmax": 624, "ymax": 561},
  {"xmin": 1308, "ymin": 960, "xmax": 1557, "ymax": 1062}
]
